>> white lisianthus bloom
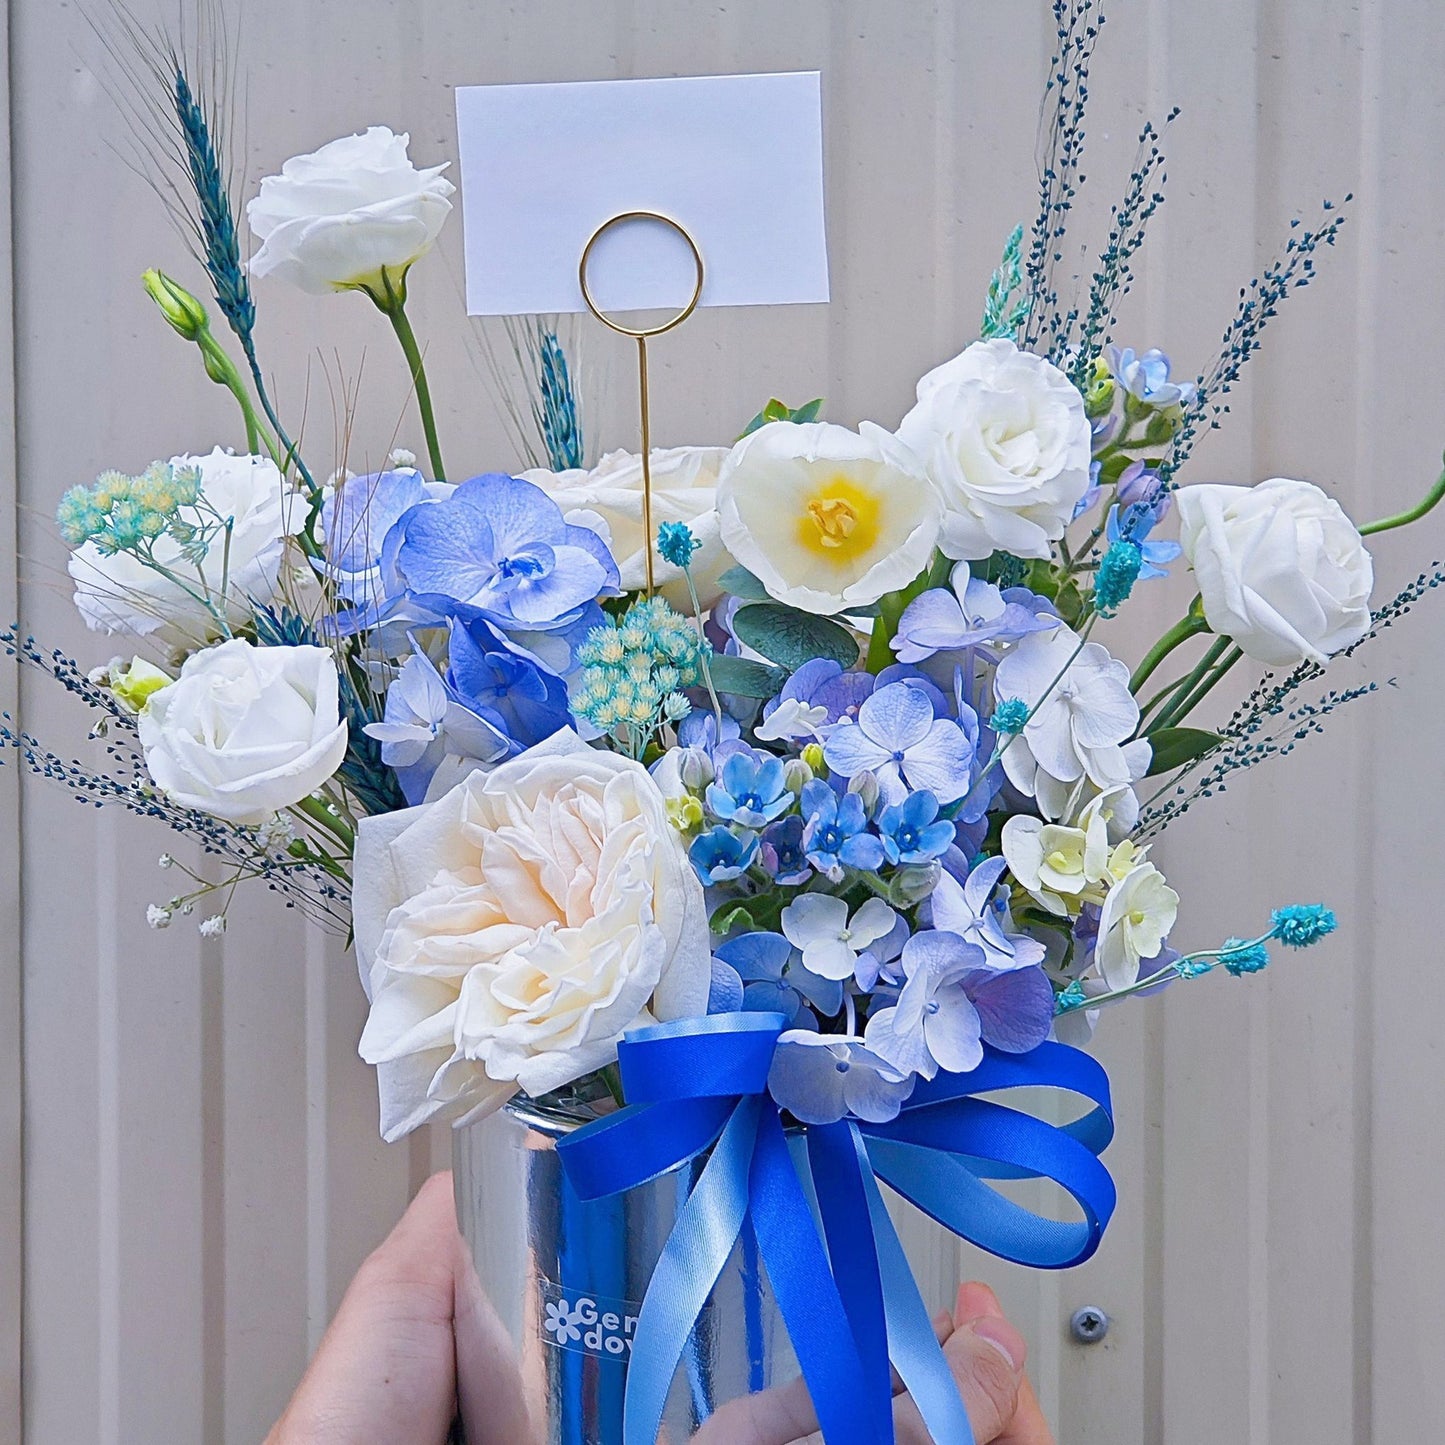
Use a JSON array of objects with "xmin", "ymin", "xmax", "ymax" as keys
[
  {"xmin": 994, "ymin": 625, "xmax": 1141, "ymax": 801},
  {"xmin": 716, "ymin": 420, "xmax": 941, "ymax": 615},
  {"xmin": 247, "ymin": 127, "xmax": 454, "ymax": 295},
  {"xmin": 138, "ymin": 640, "xmax": 348, "ymax": 825},
  {"xmin": 898, "ymin": 338, "xmax": 1092, "ymax": 560},
  {"xmin": 69, "ymin": 449, "xmax": 302, "ymax": 652},
  {"xmin": 1176, "ymin": 478, "xmax": 1373, "ymax": 666},
  {"xmin": 522, "ymin": 446, "xmax": 730, "ymax": 608},
  {"xmin": 352, "ymin": 731, "xmax": 711, "ymax": 1141},
  {"xmin": 1095, "ymin": 861, "xmax": 1179, "ymax": 989}
]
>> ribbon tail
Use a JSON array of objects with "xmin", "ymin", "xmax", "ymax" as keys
[
  {"xmin": 808, "ymin": 1121, "xmax": 894, "ymax": 1443},
  {"xmin": 860, "ymin": 1160, "xmax": 977, "ymax": 1445},
  {"xmin": 622, "ymin": 1096, "xmax": 760, "ymax": 1445},
  {"xmin": 750, "ymin": 1105, "xmax": 886, "ymax": 1445}
]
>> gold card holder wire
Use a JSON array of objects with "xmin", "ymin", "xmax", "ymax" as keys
[{"xmin": 578, "ymin": 210, "xmax": 705, "ymax": 596}]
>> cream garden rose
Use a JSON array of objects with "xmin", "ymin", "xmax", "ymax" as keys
[
  {"xmin": 523, "ymin": 446, "xmax": 730, "ymax": 608},
  {"xmin": 1176, "ymin": 478, "xmax": 1373, "ymax": 666},
  {"xmin": 353, "ymin": 731, "xmax": 711, "ymax": 1141},
  {"xmin": 68, "ymin": 448, "xmax": 303, "ymax": 652},
  {"xmin": 247, "ymin": 127, "xmax": 455, "ymax": 295},
  {"xmin": 716, "ymin": 420, "xmax": 941, "ymax": 615},
  {"xmin": 898, "ymin": 338, "xmax": 1092, "ymax": 560},
  {"xmin": 138, "ymin": 639, "xmax": 348, "ymax": 826}
]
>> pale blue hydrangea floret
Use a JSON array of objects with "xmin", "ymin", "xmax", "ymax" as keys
[
  {"xmin": 320, "ymin": 468, "xmax": 427, "ymax": 604},
  {"xmin": 1270, "ymin": 904, "xmax": 1337, "ymax": 948},
  {"xmin": 1107, "ymin": 346, "xmax": 1197, "ymax": 408},
  {"xmin": 656, "ymin": 520, "xmax": 701, "ymax": 569},
  {"xmin": 573, "ymin": 596, "xmax": 703, "ymax": 735},
  {"xmin": 760, "ymin": 657, "xmax": 876, "ymax": 733},
  {"xmin": 713, "ymin": 930, "xmax": 843, "ymax": 1025},
  {"xmin": 928, "ymin": 857, "xmax": 1047, "ymax": 972},
  {"xmin": 706, "ymin": 750, "xmax": 791, "ymax": 828},
  {"xmin": 688, "ymin": 825, "xmax": 758, "ymax": 885},
  {"xmin": 863, "ymin": 928, "xmax": 1056, "ymax": 1080},
  {"xmin": 766, "ymin": 1032, "xmax": 914, "ymax": 1125},
  {"xmin": 780, "ymin": 893, "xmax": 898, "ymax": 984},
  {"xmin": 448, "ymin": 617, "xmax": 574, "ymax": 748},
  {"xmin": 876, "ymin": 791, "xmax": 954, "ymax": 866},
  {"xmin": 1221, "ymin": 938, "xmax": 1271, "ymax": 976},
  {"xmin": 391, "ymin": 473, "xmax": 619, "ymax": 633},
  {"xmin": 821, "ymin": 681, "xmax": 977, "ymax": 805},
  {"xmin": 799, "ymin": 778, "xmax": 883, "ymax": 875},
  {"xmin": 364, "ymin": 648, "xmax": 511, "ymax": 805},
  {"xmin": 892, "ymin": 563, "xmax": 1058, "ymax": 664}
]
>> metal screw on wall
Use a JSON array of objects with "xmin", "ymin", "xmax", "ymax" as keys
[{"xmin": 1069, "ymin": 1306, "xmax": 1110, "ymax": 1344}]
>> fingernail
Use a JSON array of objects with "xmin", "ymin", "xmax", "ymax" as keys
[{"xmin": 967, "ymin": 1315, "xmax": 1026, "ymax": 1373}]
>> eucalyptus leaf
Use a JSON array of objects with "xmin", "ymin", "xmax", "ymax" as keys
[
  {"xmin": 716, "ymin": 564, "xmax": 772, "ymax": 602},
  {"xmin": 1144, "ymin": 726, "xmax": 1224, "ymax": 775},
  {"xmin": 732, "ymin": 602, "xmax": 859, "ymax": 671},
  {"xmin": 707, "ymin": 654, "xmax": 788, "ymax": 698},
  {"xmin": 738, "ymin": 396, "xmax": 826, "ymax": 439}
]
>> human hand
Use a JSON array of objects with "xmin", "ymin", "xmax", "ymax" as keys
[{"xmin": 267, "ymin": 1171, "xmax": 1054, "ymax": 1445}]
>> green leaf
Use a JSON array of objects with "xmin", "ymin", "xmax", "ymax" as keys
[
  {"xmin": 707, "ymin": 654, "xmax": 788, "ymax": 698},
  {"xmin": 716, "ymin": 564, "xmax": 772, "ymax": 602},
  {"xmin": 1144, "ymin": 727, "xmax": 1225, "ymax": 775},
  {"xmin": 738, "ymin": 396, "xmax": 826, "ymax": 439},
  {"xmin": 709, "ymin": 902, "xmax": 759, "ymax": 935},
  {"xmin": 732, "ymin": 602, "xmax": 859, "ymax": 672}
]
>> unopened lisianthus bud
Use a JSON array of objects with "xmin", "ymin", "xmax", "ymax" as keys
[{"xmin": 142, "ymin": 269, "xmax": 209, "ymax": 341}]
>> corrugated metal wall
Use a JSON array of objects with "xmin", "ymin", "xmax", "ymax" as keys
[{"xmin": 5, "ymin": 1, "xmax": 1444, "ymax": 1440}]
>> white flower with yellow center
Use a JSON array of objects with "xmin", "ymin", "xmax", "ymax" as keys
[
  {"xmin": 1002, "ymin": 791, "xmax": 1114, "ymax": 915},
  {"xmin": 1095, "ymin": 861, "xmax": 1179, "ymax": 989},
  {"xmin": 716, "ymin": 420, "xmax": 942, "ymax": 615}
]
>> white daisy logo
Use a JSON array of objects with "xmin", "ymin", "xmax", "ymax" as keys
[{"xmin": 543, "ymin": 1298, "xmax": 582, "ymax": 1345}]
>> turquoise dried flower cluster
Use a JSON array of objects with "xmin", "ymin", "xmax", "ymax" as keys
[
  {"xmin": 56, "ymin": 462, "xmax": 201, "ymax": 554},
  {"xmin": 572, "ymin": 597, "xmax": 703, "ymax": 735}
]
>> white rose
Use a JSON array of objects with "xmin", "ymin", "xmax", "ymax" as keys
[
  {"xmin": 138, "ymin": 640, "xmax": 348, "ymax": 825},
  {"xmin": 898, "ymin": 338, "xmax": 1092, "ymax": 560},
  {"xmin": 68, "ymin": 449, "xmax": 302, "ymax": 652},
  {"xmin": 247, "ymin": 127, "xmax": 455, "ymax": 295},
  {"xmin": 353, "ymin": 731, "xmax": 711, "ymax": 1141},
  {"xmin": 1176, "ymin": 479, "xmax": 1373, "ymax": 666},
  {"xmin": 716, "ymin": 420, "xmax": 941, "ymax": 615},
  {"xmin": 521, "ymin": 446, "xmax": 730, "ymax": 608}
]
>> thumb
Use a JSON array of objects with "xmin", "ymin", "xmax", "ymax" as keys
[{"xmin": 895, "ymin": 1283, "xmax": 1029, "ymax": 1444}]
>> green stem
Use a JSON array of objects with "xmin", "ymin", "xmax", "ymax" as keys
[
  {"xmin": 374, "ymin": 269, "xmax": 447, "ymax": 482},
  {"xmin": 294, "ymin": 794, "xmax": 355, "ymax": 853},
  {"xmin": 1151, "ymin": 644, "xmax": 1243, "ymax": 732},
  {"xmin": 1129, "ymin": 605, "xmax": 1209, "ymax": 693},
  {"xmin": 199, "ymin": 332, "xmax": 278, "ymax": 464},
  {"xmin": 1141, "ymin": 636, "xmax": 1228, "ymax": 731},
  {"xmin": 1359, "ymin": 458, "xmax": 1445, "ymax": 536}
]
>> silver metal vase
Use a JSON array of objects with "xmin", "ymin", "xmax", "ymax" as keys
[{"xmin": 452, "ymin": 1098, "xmax": 799, "ymax": 1445}]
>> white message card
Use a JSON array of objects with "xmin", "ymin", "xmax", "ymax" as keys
[{"xmin": 455, "ymin": 71, "xmax": 829, "ymax": 316}]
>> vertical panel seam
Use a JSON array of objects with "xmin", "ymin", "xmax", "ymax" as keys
[
  {"xmin": 1351, "ymin": 2, "xmax": 1381, "ymax": 1439},
  {"xmin": 0, "ymin": 0, "xmax": 23, "ymax": 1435}
]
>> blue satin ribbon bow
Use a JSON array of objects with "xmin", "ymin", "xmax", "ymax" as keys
[{"xmin": 557, "ymin": 1012, "xmax": 1116, "ymax": 1445}]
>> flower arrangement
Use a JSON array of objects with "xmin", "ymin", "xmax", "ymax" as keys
[{"xmin": 8, "ymin": 4, "xmax": 1444, "ymax": 1440}]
